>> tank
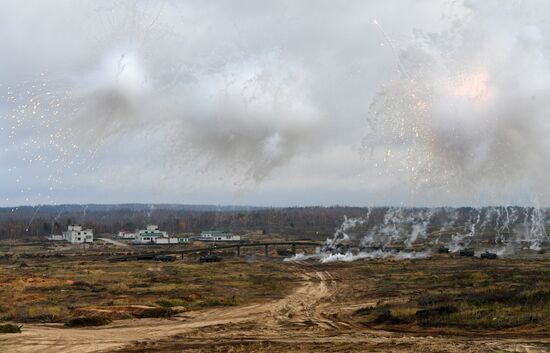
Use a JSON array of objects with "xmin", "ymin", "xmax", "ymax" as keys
[
  {"xmin": 480, "ymin": 251, "xmax": 497, "ymax": 259},
  {"xmin": 199, "ymin": 254, "xmax": 222, "ymax": 263},
  {"xmin": 459, "ymin": 249, "xmax": 475, "ymax": 257},
  {"xmin": 154, "ymin": 255, "xmax": 176, "ymax": 262}
]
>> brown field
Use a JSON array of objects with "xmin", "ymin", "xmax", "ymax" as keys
[{"xmin": 2, "ymin": 248, "xmax": 550, "ymax": 352}]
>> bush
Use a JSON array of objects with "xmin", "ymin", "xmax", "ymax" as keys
[
  {"xmin": 354, "ymin": 306, "xmax": 375, "ymax": 315},
  {"xmin": 71, "ymin": 280, "xmax": 94, "ymax": 290},
  {"xmin": 465, "ymin": 288, "xmax": 520, "ymax": 305},
  {"xmin": 370, "ymin": 308, "xmax": 393, "ymax": 324},
  {"xmin": 416, "ymin": 292, "xmax": 453, "ymax": 307},
  {"xmin": 202, "ymin": 296, "xmax": 238, "ymax": 307},
  {"xmin": 65, "ymin": 316, "xmax": 112, "ymax": 328},
  {"xmin": 416, "ymin": 305, "xmax": 458, "ymax": 319},
  {"xmin": 155, "ymin": 298, "xmax": 188, "ymax": 308},
  {"xmin": 518, "ymin": 289, "xmax": 550, "ymax": 305},
  {"xmin": 0, "ymin": 324, "xmax": 22, "ymax": 334},
  {"xmin": 134, "ymin": 307, "xmax": 173, "ymax": 318},
  {"xmin": 390, "ymin": 307, "xmax": 417, "ymax": 324},
  {"xmin": 107, "ymin": 283, "xmax": 130, "ymax": 295},
  {"xmin": 15, "ymin": 305, "xmax": 69, "ymax": 323},
  {"xmin": 155, "ymin": 299, "xmax": 174, "ymax": 308}
]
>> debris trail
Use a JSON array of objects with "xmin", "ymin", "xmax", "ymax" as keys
[
  {"xmin": 365, "ymin": 2, "xmax": 550, "ymax": 203},
  {"xmin": 291, "ymin": 207, "xmax": 549, "ymax": 262}
]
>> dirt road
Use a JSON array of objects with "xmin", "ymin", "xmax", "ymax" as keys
[
  {"xmin": 2, "ymin": 266, "xmax": 550, "ymax": 353},
  {"xmin": 97, "ymin": 238, "xmax": 129, "ymax": 247}
]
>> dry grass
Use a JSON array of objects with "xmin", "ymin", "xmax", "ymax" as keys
[
  {"xmin": 345, "ymin": 257, "xmax": 550, "ymax": 331},
  {"xmin": 65, "ymin": 316, "xmax": 112, "ymax": 327},
  {"xmin": 0, "ymin": 323, "xmax": 22, "ymax": 334},
  {"xmin": 0, "ymin": 258, "xmax": 298, "ymax": 324}
]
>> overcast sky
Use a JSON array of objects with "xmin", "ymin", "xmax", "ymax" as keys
[{"xmin": 1, "ymin": 0, "xmax": 549, "ymax": 207}]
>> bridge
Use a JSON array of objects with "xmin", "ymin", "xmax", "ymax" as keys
[{"xmin": 174, "ymin": 241, "xmax": 322, "ymax": 258}]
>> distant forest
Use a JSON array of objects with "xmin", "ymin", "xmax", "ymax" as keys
[
  {"xmin": 0, "ymin": 204, "xmax": 548, "ymax": 241},
  {"xmin": 0, "ymin": 204, "xmax": 368, "ymax": 240}
]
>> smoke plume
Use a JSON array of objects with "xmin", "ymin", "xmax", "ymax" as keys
[{"xmin": 365, "ymin": 1, "xmax": 550, "ymax": 202}]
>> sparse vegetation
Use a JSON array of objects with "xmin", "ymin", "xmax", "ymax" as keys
[
  {"xmin": 14, "ymin": 304, "xmax": 69, "ymax": 323},
  {"xmin": 348, "ymin": 258, "xmax": 550, "ymax": 330},
  {"xmin": 65, "ymin": 316, "xmax": 112, "ymax": 327},
  {"xmin": 4, "ymin": 239, "xmax": 550, "ymax": 337},
  {"xmin": 0, "ymin": 324, "xmax": 22, "ymax": 334},
  {"xmin": 133, "ymin": 307, "xmax": 173, "ymax": 318},
  {"xmin": 0, "ymin": 257, "xmax": 297, "ymax": 324}
]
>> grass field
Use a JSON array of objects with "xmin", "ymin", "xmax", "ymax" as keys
[
  {"xmin": 3, "ymin": 243, "xmax": 550, "ymax": 336},
  {"xmin": 0, "ymin": 256, "xmax": 297, "ymax": 325},
  {"xmin": 341, "ymin": 256, "xmax": 550, "ymax": 331}
]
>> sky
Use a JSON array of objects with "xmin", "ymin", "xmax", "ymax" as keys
[{"xmin": 1, "ymin": 0, "xmax": 549, "ymax": 207}]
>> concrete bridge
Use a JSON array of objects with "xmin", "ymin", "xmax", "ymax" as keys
[{"xmin": 176, "ymin": 241, "xmax": 322, "ymax": 258}]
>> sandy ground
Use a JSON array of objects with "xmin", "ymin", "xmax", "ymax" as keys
[{"xmin": 2, "ymin": 264, "xmax": 550, "ymax": 353}]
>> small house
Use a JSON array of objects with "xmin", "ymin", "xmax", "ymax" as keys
[
  {"xmin": 133, "ymin": 225, "xmax": 177, "ymax": 244},
  {"xmin": 117, "ymin": 231, "xmax": 136, "ymax": 239},
  {"xmin": 199, "ymin": 230, "xmax": 240, "ymax": 242},
  {"xmin": 63, "ymin": 225, "xmax": 93, "ymax": 244}
]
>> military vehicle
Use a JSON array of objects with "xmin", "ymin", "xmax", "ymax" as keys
[
  {"xmin": 276, "ymin": 249, "xmax": 295, "ymax": 257},
  {"xmin": 136, "ymin": 254, "xmax": 156, "ymax": 260},
  {"xmin": 480, "ymin": 251, "xmax": 497, "ymax": 259},
  {"xmin": 199, "ymin": 254, "xmax": 222, "ymax": 263},
  {"xmin": 154, "ymin": 254, "xmax": 176, "ymax": 262},
  {"xmin": 459, "ymin": 248, "xmax": 475, "ymax": 257}
]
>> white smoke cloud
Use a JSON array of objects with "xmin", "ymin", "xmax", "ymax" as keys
[
  {"xmin": 2, "ymin": 0, "xmax": 550, "ymax": 206},
  {"xmin": 34, "ymin": 43, "xmax": 320, "ymax": 185},
  {"xmin": 365, "ymin": 1, "xmax": 550, "ymax": 203},
  {"xmin": 311, "ymin": 206, "xmax": 549, "ymax": 262},
  {"xmin": 164, "ymin": 57, "xmax": 319, "ymax": 182},
  {"xmin": 285, "ymin": 249, "xmax": 431, "ymax": 263}
]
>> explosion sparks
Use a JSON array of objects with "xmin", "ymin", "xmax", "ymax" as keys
[{"xmin": 365, "ymin": 3, "xmax": 550, "ymax": 203}]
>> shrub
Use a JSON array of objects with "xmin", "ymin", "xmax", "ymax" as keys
[
  {"xmin": 107, "ymin": 283, "xmax": 130, "ymax": 295},
  {"xmin": 465, "ymin": 288, "xmax": 520, "ymax": 305},
  {"xmin": 155, "ymin": 299, "xmax": 174, "ymax": 308},
  {"xmin": 416, "ymin": 292, "xmax": 453, "ymax": 307},
  {"xmin": 517, "ymin": 289, "xmax": 550, "ymax": 305},
  {"xmin": 202, "ymin": 296, "xmax": 238, "ymax": 307},
  {"xmin": 134, "ymin": 307, "xmax": 173, "ymax": 318},
  {"xmin": 65, "ymin": 316, "xmax": 112, "ymax": 328},
  {"xmin": 15, "ymin": 305, "xmax": 69, "ymax": 323},
  {"xmin": 370, "ymin": 308, "xmax": 393, "ymax": 324},
  {"xmin": 416, "ymin": 305, "xmax": 458, "ymax": 319},
  {"xmin": 155, "ymin": 299, "xmax": 187, "ymax": 308},
  {"xmin": 354, "ymin": 306, "xmax": 375, "ymax": 315},
  {"xmin": 390, "ymin": 307, "xmax": 417, "ymax": 324},
  {"xmin": 72, "ymin": 280, "xmax": 94, "ymax": 290},
  {"xmin": 0, "ymin": 324, "xmax": 22, "ymax": 334},
  {"xmin": 186, "ymin": 293, "xmax": 201, "ymax": 302}
]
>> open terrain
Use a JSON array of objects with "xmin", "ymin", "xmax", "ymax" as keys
[{"xmin": 2, "ymin": 249, "xmax": 550, "ymax": 352}]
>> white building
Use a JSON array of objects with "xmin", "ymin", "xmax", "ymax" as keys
[
  {"xmin": 152, "ymin": 237, "xmax": 179, "ymax": 244},
  {"xmin": 199, "ymin": 230, "xmax": 241, "ymax": 242},
  {"xmin": 133, "ymin": 225, "xmax": 178, "ymax": 244},
  {"xmin": 117, "ymin": 231, "xmax": 136, "ymax": 239},
  {"xmin": 63, "ymin": 225, "xmax": 94, "ymax": 244}
]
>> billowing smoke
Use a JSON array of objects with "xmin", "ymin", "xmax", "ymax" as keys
[
  {"xmin": 2, "ymin": 1, "xmax": 550, "ymax": 205},
  {"xmin": 365, "ymin": 1, "xmax": 550, "ymax": 201},
  {"xmin": 287, "ymin": 207, "xmax": 549, "ymax": 262},
  {"xmin": 2, "ymin": 2, "xmax": 320, "ymax": 198},
  {"xmin": 55, "ymin": 48, "xmax": 319, "ymax": 183}
]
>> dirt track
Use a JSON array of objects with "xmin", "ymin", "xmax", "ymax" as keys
[{"xmin": 2, "ymin": 265, "xmax": 550, "ymax": 353}]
